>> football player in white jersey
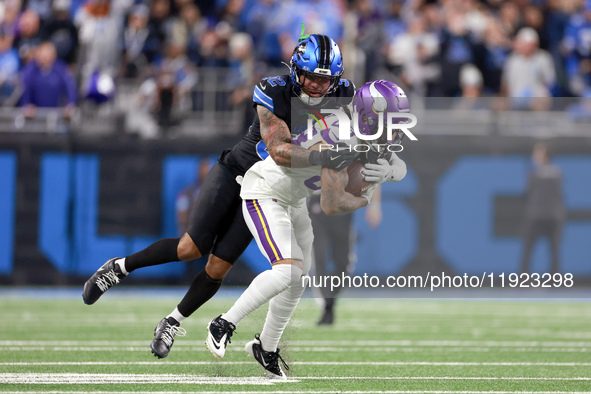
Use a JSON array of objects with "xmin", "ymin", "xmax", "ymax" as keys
[{"xmin": 206, "ymin": 80, "xmax": 410, "ymax": 379}]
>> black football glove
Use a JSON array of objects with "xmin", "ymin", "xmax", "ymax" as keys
[{"xmin": 309, "ymin": 142, "xmax": 357, "ymax": 171}]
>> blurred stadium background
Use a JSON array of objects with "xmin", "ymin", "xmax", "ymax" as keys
[{"xmin": 0, "ymin": 0, "xmax": 590, "ymax": 287}]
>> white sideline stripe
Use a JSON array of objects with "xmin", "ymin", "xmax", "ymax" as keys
[
  {"xmin": 0, "ymin": 374, "xmax": 280, "ymax": 385},
  {"xmin": 5, "ymin": 392, "xmax": 591, "ymax": 394},
  {"xmin": 2, "ymin": 361, "xmax": 591, "ymax": 367},
  {"xmin": 295, "ymin": 377, "xmax": 591, "ymax": 381},
  {"xmin": 7, "ymin": 392, "xmax": 591, "ymax": 394},
  {"xmin": 2, "ymin": 340, "xmax": 591, "ymax": 347},
  {"xmin": 1, "ymin": 346, "xmax": 589, "ymax": 353},
  {"xmin": 1, "ymin": 374, "xmax": 591, "ymax": 384}
]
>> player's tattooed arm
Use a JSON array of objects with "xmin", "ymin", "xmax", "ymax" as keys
[
  {"xmin": 320, "ymin": 167, "xmax": 369, "ymax": 215},
  {"xmin": 258, "ymin": 105, "xmax": 312, "ymax": 168}
]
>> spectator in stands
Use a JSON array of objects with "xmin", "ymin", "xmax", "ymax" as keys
[
  {"xmin": 41, "ymin": 0, "xmax": 79, "ymax": 66},
  {"xmin": 455, "ymin": 63, "xmax": 485, "ymax": 110},
  {"xmin": 20, "ymin": 41, "xmax": 77, "ymax": 118},
  {"xmin": 14, "ymin": 9, "xmax": 42, "ymax": 65},
  {"xmin": 243, "ymin": 0, "xmax": 282, "ymax": 67},
  {"xmin": 276, "ymin": 0, "xmax": 344, "ymax": 63},
  {"xmin": 0, "ymin": 25, "xmax": 20, "ymax": 106},
  {"xmin": 75, "ymin": 0, "xmax": 127, "ymax": 94},
  {"xmin": 460, "ymin": 63, "xmax": 483, "ymax": 98},
  {"xmin": 422, "ymin": 3, "xmax": 443, "ymax": 34},
  {"xmin": 216, "ymin": 0, "xmax": 248, "ymax": 32},
  {"xmin": 227, "ymin": 32, "xmax": 259, "ymax": 132},
  {"xmin": 126, "ymin": 70, "xmax": 160, "ymax": 138},
  {"xmin": 160, "ymin": 41, "xmax": 197, "ymax": 113},
  {"xmin": 120, "ymin": 4, "xmax": 151, "ymax": 78},
  {"xmin": 353, "ymin": 0, "xmax": 385, "ymax": 82},
  {"xmin": 386, "ymin": 13, "xmax": 439, "ymax": 97},
  {"xmin": 133, "ymin": 42, "xmax": 196, "ymax": 131},
  {"xmin": 170, "ymin": 2, "xmax": 207, "ymax": 66},
  {"xmin": 26, "ymin": 0, "xmax": 53, "ymax": 22},
  {"xmin": 145, "ymin": 0, "xmax": 174, "ymax": 64},
  {"xmin": 501, "ymin": 27, "xmax": 555, "ymax": 111},
  {"xmin": 436, "ymin": 10, "xmax": 480, "ymax": 97},
  {"xmin": 523, "ymin": 5, "xmax": 548, "ymax": 50},
  {"xmin": 382, "ymin": 0, "xmax": 406, "ymax": 40},
  {"xmin": 462, "ymin": 0, "xmax": 489, "ymax": 42},
  {"xmin": 562, "ymin": 0, "xmax": 591, "ymax": 97},
  {"xmin": 198, "ymin": 27, "xmax": 230, "ymax": 68},
  {"xmin": 169, "ymin": 0, "xmax": 192, "ymax": 18},
  {"xmin": 544, "ymin": 0, "xmax": 572, "ymax": 94},
  {"xmin": 498, "ymin": 1, "xmax": 520, "ymax": 38},
  {"xmin": 1, "ymin": 0, "xmax": 22, "ymax": 38},
  {"xmin": 482, "ymin": 17, "xmax": 512, "ymax": 94}
]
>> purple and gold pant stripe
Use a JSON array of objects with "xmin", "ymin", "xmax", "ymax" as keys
[{"xmin": 245, "ymin": 199, "xmax": 283, "ymax": 263}]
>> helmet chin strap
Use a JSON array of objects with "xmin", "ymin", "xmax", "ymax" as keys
[{"xmin": 297, "ymin": 89, "xmax": 325, "ymax": 106}]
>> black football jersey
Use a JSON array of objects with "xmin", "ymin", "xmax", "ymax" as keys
[{"xmin": 219, "ymin": 74, "xmax": 356, "ymax": 176}]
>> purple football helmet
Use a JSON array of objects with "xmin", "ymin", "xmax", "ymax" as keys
[{"xmin": 353, "ymin": 80, "xmax": 410, "ymax": 147}]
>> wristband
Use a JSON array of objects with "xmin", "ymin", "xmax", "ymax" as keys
[{"xmin": 309, "ymin": 150, "xmax": 321, "ymax": 166}]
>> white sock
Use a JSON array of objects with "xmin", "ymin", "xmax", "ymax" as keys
[
  {"xmin": 259, "ymin": 276, "xmax": 306, "ymax": 352},
  {"xmin": 115, "ymin": 258, "xmax": 128, "ymax": 275},
  {"xmin": 166, "ymin": 307, "xmax": 187, "ymax": 324},
  {"xmin": 222, "ymin": 264, "xmax": 303, "ymax": 326}
]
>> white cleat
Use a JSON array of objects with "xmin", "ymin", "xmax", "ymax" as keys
[{"xmin": 205, "ymin": 315, "xmax": 236, "ymax": 359}]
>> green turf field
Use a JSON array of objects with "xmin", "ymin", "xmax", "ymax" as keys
[{"xmin": 1, "ymin": 291, "xmax": 590, "ymax": 393}]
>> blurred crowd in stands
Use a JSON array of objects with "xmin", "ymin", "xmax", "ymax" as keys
[{"xmin": 0, "ymin": 0, "xmax": 590, "ymax": 126}]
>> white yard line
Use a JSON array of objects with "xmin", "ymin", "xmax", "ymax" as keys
[
  {"xmin": 2, "ymin": 361, "xmax": 591, "ymax": 367},
  {"xmin": 1, "ymin": 346, "xmax": 589, "ymax": 353},
  {"xmin": 4, "ymin": 391, "xmax": 591, "ymax": 394},
  {"xmin": 1, "ymin": 373, "xmax": 590, "ymax": 385},
  {"xmin": 2, "ymin": 340, "xmax": 590, "ymax": 347},
  {"xmin": 0, "ymin": 374, "xmax": 279, "ymax": 385}
]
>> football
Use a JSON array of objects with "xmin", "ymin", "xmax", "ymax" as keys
[{"xmin": 345, "ymin": 161, "xmax": 371, "ymax": 197}]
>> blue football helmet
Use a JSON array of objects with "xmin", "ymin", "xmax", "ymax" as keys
[{"xmin": 290, "ymin": 34, "xmax": 343, "ymax": 104}]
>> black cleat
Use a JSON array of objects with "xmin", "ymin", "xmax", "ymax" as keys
[
  {"xmin": 245, "ymin": 335, "xmax": 289, "ymax": 380},
  {"xmin": 318, "ymin": 299, "xmax": 334, "ymax": 325},
  {"xmin": 82, "ymin": 257, "xmax": 126, "ymax": 305},
  {"xmin": 317, "ymin": 307, "xmax": 334, "ymax": 325},
  {"xmin": 150, "ymin": 317, "xmax": 186, "ymax": 359},
  {"xmin": 205, "ymin": 315, "xmax": 236, "ymax": 359}
]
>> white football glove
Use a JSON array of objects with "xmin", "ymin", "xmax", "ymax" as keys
[
  {"xmin": 363, "ymin": 154, "xmax": 407, "ymax": 183},
  {"xmin": 360, "ymin": 182, "xmax": 379, "ymax": 205}
]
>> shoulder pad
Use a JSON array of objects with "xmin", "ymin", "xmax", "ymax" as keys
[
  {"xmin": 334, "ymin": 78, "xmax": 356, "ymax": 104},
  {"xmin": 252, "ymin": 75, "xmax": 290, "ymax": 113}
]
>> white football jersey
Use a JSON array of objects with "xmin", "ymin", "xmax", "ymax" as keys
[{"xmin": 240, "ymin": 114, "xmax": 351, "ymax": 205}]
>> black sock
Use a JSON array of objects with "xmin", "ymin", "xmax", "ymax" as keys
[
  {"xmin": 177, "ymin": 270, "xmax": 223, "ymax": 317},
  {"xmin": 124, "ymin": 238, "xmax": 180, "ymax": 273},
  {"xmin": 325, "ymin": 297, "xmax": 335, "ymax": 312}
]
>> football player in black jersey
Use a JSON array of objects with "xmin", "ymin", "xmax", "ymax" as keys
[{"xmin": 82, "ymin": 32, "xmax": 397, "ymax": 359}]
